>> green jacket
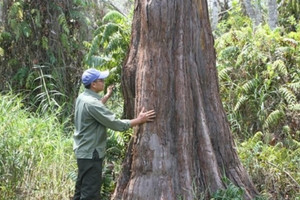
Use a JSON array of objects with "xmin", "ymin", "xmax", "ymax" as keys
[{"xmin": 73, "ymin": 89, "xmax": 130, "ymax": 159}]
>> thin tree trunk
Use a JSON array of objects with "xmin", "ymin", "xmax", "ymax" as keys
[
  {"xmin": 268, "ymin": 0, "xmax": 278, "ymax": 30},
  {"xmin": 211, "ymin": 0, "xmax": 219, "ymax": 30},
  {"xmin": 114, "ymin": 0, "xmax": 258, "ymax": 199},
  {"xmin": 243, "ymin": 0, "xmax": 262, "ymax": 28}
]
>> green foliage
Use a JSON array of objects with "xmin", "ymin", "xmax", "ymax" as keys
[
  {"xmin": 31, "ymin": 65, "xmax": 64, "ymax": 113},
  {"xmin": 0, "ymin": 93, "xmax": 74, "ymax": 199},
  {"xmin": 238, "ymin": 132, "xmax": 300, "ymax": 199},
  {"xmin": 84, "ymin": 10, "xmax": 132, "ymax": 86},
  {"xmin": 278, "ymin": 0, "xmax": 300, "ymax": 31},
  {"xmin": 1, "ymin": 0, "xmax": 92, "ymax": 117},
  {"xmin": 215, "ymin": 4, "xmax": 300, "ymax": 199},
  {"xmin": 215, "ymin": 21, "xmax": 300, "ymax": 140},
  {"xmin": 211, "ymin": 177, "xmax": 245, "ymax": 200}
]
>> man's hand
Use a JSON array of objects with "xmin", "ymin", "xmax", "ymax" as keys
[
  {"xmin": 137, "ymin": 107, "xmax": 156, "ymax": 123},
  {"xmin": 101, "ymin": 84, "xmax": 115, "ymax": 104},
  {"xmin": 130, "ymin": 107, "xmax": 156, "ymax": 127},
  {"xmin": 106, "ymin": 85, "xmax": 115, "ymax": 97}
]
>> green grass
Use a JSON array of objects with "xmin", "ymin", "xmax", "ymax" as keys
[{"xmin": 0, "ymin": 93, "xmax": 75, "ymax": 199}]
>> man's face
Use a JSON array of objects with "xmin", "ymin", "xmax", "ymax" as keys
[{"xmin": 91, "ymin": 79, "xmax": 105, "ymax": 93}]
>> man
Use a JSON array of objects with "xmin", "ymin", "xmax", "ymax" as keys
[{"xmin": 73, "ymin": 68, "xmax": 156, "ymax": 200}]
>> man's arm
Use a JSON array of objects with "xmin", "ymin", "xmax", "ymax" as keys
[{"xmin": 130, "ymin": 107, "xmax": 156, "ymax": 127}]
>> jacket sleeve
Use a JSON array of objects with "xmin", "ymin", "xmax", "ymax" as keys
[{"xmin": 86, "ymin": 101, "xmax": 131, "ymax": 131}]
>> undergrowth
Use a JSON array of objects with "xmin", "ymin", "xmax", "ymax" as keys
[
  {"xmin": 0, "ymin": 93, "xmax": 75, "ymax": 200},
  {"xmin": 238, "ymin": 132, "xmax": 300, "ymax": 199}
]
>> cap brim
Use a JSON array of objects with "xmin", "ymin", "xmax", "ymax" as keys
[{"xmin": 98, "ymin": 70, "xmax": 109, "ymax": 79}]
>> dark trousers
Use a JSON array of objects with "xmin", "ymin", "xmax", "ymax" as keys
[{"xmin": 73, "ymin": 150, "xmax": 103, "ymax": 200}]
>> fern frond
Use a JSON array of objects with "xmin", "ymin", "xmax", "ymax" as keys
[
  {"xmin": 58, "ymin": 14, "xmax": 70, "ymax": 34},
  {"xmin": 288, "ymin": 81, "xmax": 300, "ymax": 92},
  {"xmin": 263, "ymin": 109, "xmax": 283, "ymax": 129},
  {"xmin": 101, "ymin": 23, "xmax": 120, "ymax": 44},
  {"xmin": 88, "ymin": 34, "xmax": 102, "ymax": 57},
  {"xmin": 60, "ymin": 33, "xmax": 70, "ymax": 51},
  {"xmin": 272, "ymin": 60, "xmax": 288, "ymax": 76},
  {"xmin": 235, "ymin": 44, "xmax": 250, "ymax": 67},
  {"xmin": 218, "ymin": 67, "xmax": 233, "ymax": 81},
  {"xmin": 102, "ymin": 10, "xmax": 126, "ymax": 24},
  {"xmin": 275, "ymin": 47, "xmax": 291, "ymax": 57},
  {"xmin": 105, "ymin": 35, "xmax": 127, "ymax": 54},
  {"xmin": 87, "ymin": 55, "xmax": 111, "ymax": 68},
  {"xmin": 234, "ymin": 96, "xmax": 248, "ymax": 111},
  {"xmin": 94, "ymin": 26, "xmax": 105, "ymax": 36},
  {"xmin": 283, "ymin": 38, "xmax": 298, "ymax": 47},
  {"xmin": 242, "ymin": 79, "xmax": 258, "ymax": 93},
  {"xmin": 279, "ymin": 87, "xmax": 297, "ymax": 105},
  {"xmin": 220, "ymin": 46, "xmax": 239, "ymax": 58},
  {"xmin": 288, "ymin": 104, "xmax": 300, "ymax": 111}
]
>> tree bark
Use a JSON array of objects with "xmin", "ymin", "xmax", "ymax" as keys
[
  {"xmin": 211, "ymin": 0, "xmax": 219, "ymax": 31},
  {"xmin": 243, "ymin": 0, "xmax": 262, "ymax": 28},
  {"xmin": 114, "ymin": 0, "xmax": 258, "ymax": 199},
  {"xmin": 268, "ymin": 0, "xmax": 278, "ymax": 30}
]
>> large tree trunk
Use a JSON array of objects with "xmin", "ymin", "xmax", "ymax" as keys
[{"xmin": 114, "ymin": 0, "xmax": 258, "ymax": 199}]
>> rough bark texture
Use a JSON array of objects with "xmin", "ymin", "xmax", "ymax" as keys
[{"xmin": 114, "ymin": 0, "xmax": 258, "ymax": 199}]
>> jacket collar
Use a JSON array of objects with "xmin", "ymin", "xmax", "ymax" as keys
[{"xmin": 84, "ymin": 89, "xmax": 101, "ymax": 100}]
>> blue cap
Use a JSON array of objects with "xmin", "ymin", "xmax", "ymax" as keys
[{"xmin": 81, "ymin": 68, "xmax": 109, "ymax": 86}]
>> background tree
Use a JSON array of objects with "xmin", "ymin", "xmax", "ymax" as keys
[
  {"xmin": 242, "ymin": 0, "xmax": 263, "ymax": 28},
  {"xmin": 211, "ymin": 0, "xmax": 219, "ymax": 30},
  {"xmin": 113, "ymin": 0, "xmax": 258, "ymax": 199},
  {"xmin": 268, "ymin": 0, "xmax": 278, "ymax": 30}
]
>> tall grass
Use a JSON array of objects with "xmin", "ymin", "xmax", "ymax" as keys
[{"xmin": 0, "ymin": 93, "xmax": 75, "ymax": 199}]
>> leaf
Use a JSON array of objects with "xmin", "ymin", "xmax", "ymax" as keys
[
  {"xmin": 101, "ymin": 23, "xmax": 120, "ymax": 45},
  {"xmin": 242, "ymin": 79, "xmax": 258, "ymax": 93},
  {"xmin": 288, "ymin": 81, "xmax": 300, "ymax": 92},
  {"xmin": 263, "ymin": 110, "xmax": 283, "ymax": 129},
  {"xmin": 279, "ymin": 87, "xmax": 297, "ymax": 105},
  {"xmin": 218, "ymin": 67, "xmax": 233, "ymax": 81},
  {"xmin": 102, "ymin": 10, "xmax": 126, "ymax": 24},
  {"xmin": 272, "ymin": 60, "xmax": 288, "ymax": 76},
  {"xmin": 42, "ymin": 36, "xmax": 49, "ymax": 50},
  {"xmin": 234, "ymin": 96, "xmax": 248, "ymax": 111},
  {"xmin": 58, "ymin": 14, "xmax": 70, "ymax": 34},
  {"xmin": 288, "ymin": 104, "xmax": 300, "ymax": 111},
  {"xmin": 22, "ymin": 22, "xmax": 31, "ymax": 38},
  {"xmin": 87, "ymin": 55, "xmax": 111, "ymax": 68}
]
